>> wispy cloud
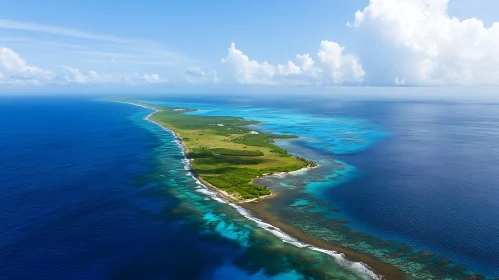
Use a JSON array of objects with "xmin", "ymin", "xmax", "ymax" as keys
[
  {"xmin": 0, "ymin": 19, "xmax": 207, "ymax": 86},
  {"xmin": 184, "ymin": 67, "xmax": 218, "ymax": 84},
  {"xmin": 0, "ymin": 19, "xmax": 202, "ymax": 64},
  {"xmin": 0, "ymin": 19, "xmax": 126, "ymax": 43},
  {"xmin": 62, "ymin": 65, "xmax": 168, "ymax": 85},
  {"xmin": 0, "ymin": 46, "xmax": 168, "ymax": 86}
]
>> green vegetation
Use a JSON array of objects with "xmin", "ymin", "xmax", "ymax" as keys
[
  {"xmin": 203, "ymin": 148, "xmax": 264, "ymax": 157},
  {"xmin": 131, "ymin": 101, "xmax": 315, "ymax": 201}
]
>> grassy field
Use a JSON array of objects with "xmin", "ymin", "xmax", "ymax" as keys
[{"xmin": 132, "ymin": 101, "xmax": 315, "ymax": 201}]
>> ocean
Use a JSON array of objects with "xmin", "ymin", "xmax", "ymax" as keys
[{"xmin": 1, "ymin": 95, "xmax": 498, "ymax": 279}]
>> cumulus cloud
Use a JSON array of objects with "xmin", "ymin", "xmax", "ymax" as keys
[
  {"xmin": 0, "ymin": 47, "xmax": 55, "ymax": 85},
  {"xmin": 62, "ymin": 66, "xmax": 98, "ymax": 84},
  {"xmin": 221, "ymin": 43, "xmax": 276, "ymax": 85},
  {"xmin": 62, "ymin": 66, "xmax": 167, "ymax": 85},
  {"xmin": 184, "ymin": 67, "xmax": 206, "ymax": 84},
  {"xmin": 0, "ymin": 47, "xmax": 168, "ymax": 87},
  {"xmin": 221, "ymin": 0, "xmax": 499, "ymax": 87},
  {"xmin": 350, "ymin": 0, "xmax": 499, "ymax": 86},
  {"xmin": 143, "ymin": 73, "xmax": 167, "ymax": 84},
  {"xmin": 7, "ymin": 0, "xmax": 499, "ymax": 89},
  {"xmin": 317, "ymin": 41, "xmax": 365, "ymax": 84},
  {"xmin": 221, "ymin": 42, "xmax": 364, "ymax": 86},
  {"xmin": 184, "ymin": 67, "xmax": 218, "ymax": 84}
]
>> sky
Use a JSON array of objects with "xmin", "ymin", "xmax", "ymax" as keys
[{"xmin": 1, "ymin": 0, "xmax": 499, "ymax": 95}]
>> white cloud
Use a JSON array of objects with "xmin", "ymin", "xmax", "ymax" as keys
[
  {"xmin": 221, "ymin": 42, "xmax": 364, "ymax": 86},
  {"xmin": 0, "ymin": 19, "xmax": 125, "ymax": 43},
  {"xmin": 184, "ymin": 67, "xmax": 206, "ymax": 83},
  {"xmin": 0, "ymin": 47, "xmax": 54, "ymax": 85},
  {"xmin": 0, "ymin": 19, "xmax": 204, "ymax": 84},
  {"xmin": 7, "ymin": 2, "xmax": 499, "ymax": 89},
  {"xmin": 184, "ymin": 67, "xmax": 218, "ymax": 84},
  {"xmin": 317, "ymin": 41, "xmax": 365, "ymax": 84},
  {"xmin": 62, "ymin": 66, "xmax": 94, "ymax": 84},
  {"xmin": 220, "ymin": 0, "xmax": 499, "ymax": 87},
  {"xmin": 221, "ymin": 43, "xmax": 276, "ymax": 85},
  {"xmin": 295, "ymin": 53, "xmax": 320, "ymax": 78},
  {"xmin": 0, "ymin": 47, "xmax": 167, "ymax": 87},
  {"xmin": 143, "ymin": 73, "xmax": 167, "ymax": 84},
  {"xmin": 62, "ymin": 65, "xmax": 167, "ymax": 85},
  {"xmin": 277, "ymin": 61, "xmax": 301, "ymax": 76},
  {"xmin": 351, "ymin": 0, "xmax": 499, "ymax": 86}
]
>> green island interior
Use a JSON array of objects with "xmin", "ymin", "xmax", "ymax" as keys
[{"xmin": 132, "ymin": 101, "xmax": 316, "ymax": 201}]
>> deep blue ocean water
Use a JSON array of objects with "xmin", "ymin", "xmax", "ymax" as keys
[
  {"xmin": 0, "ymin": 97, "xmax": 245, "ymax": 279},
  {"xmin": 328, "ymin": 101, "xmax": 499, "ymax": 277},
  {"xmin": 144, "ymin": 96, "xmax": 499, "ymax": 278},
  {"xmin": 0, "ymin": 96, "xmax": 371, "ymax": 280},
  {"xmin": 2, "ymin": 95, "xmax": 499, "ymax": 279}
]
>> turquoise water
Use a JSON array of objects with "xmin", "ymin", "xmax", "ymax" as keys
[
  {"xmin": 129, "ymin": 102, "xmax": 381, "ymax": 279},
  {"xmin": 5, "ymin": 96, "xmax": 494, "ymax": 279},
  {"xmin": 0, "ymin": 97, "xmax": 373, "ymax": 280},
  {"xmin": 140, "ymin": 98, "xmax": 496, "ymax": 279},
  {"xmin": 142, "ymin": 100, "xmax": 388, "ymax": 155}
]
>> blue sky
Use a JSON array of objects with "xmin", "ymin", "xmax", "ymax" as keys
[
  {"xmin": 1, "ymin": 0, "xmax": 499, "ymax": 94},
  {"xmin": 1, "ymin": 1, "xmax": 365, "ymax": 61}
]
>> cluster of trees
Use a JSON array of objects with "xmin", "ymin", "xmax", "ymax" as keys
[
  {"xmin": 296, "ymin": 156, "xmax": 317, "ymax": 167},
  {"xmin": 262, "ymin": 164, "xmax": 308, "ymax": 174},
  {"xmin": 206, "ymin": 148, "xmax": 264, "ymax": 157},
  {"xmin": 149, "ymin": 105, "xmax": 314, "ymax": 200},
  {"xmin": 196, "ymin": 159, "xmax": 310, "ymax": 200},
  {"xmin": 233, "ymin": 134, "xmax": 273, "ymax": 147},
  {"xmin": 188, "ymin": 148, "xmax": 265, "ymax": 166},
  {"xmin": 270, "ymin": 147, "xmax": 290, "ymax": 157},
  {"xmin": 153, "ymin": 108, "xmax": 258, "ymax": 131},
  {"xmin": 203, "ymin": 169, "xmax": 271, "ymax": 199},
  {"xmin": 192, "ymin": 155, "xmax": 263, "ymax": 166}
]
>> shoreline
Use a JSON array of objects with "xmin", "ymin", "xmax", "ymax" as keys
[
  {"xmin": 120, "ymin": 100, "xmax": 318, "ymax": 204},
  {"xmin": 119, "ymin": 100, "xmax": 275, "ymax": 203},
  {"xmin": 256, "ymin": 164, "xmax": 318, "ymax": 178},
  {"xmin": 119, "ymin": 100, "xmax": 405, "ymax": 280},
  {"xmin": 243, "ymin": 201, "xmax": 408, "ymax": 280}
]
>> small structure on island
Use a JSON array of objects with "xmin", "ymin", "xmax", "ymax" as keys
[
  {"xmin": 216, "ymin": 124, "xmax": 225, "ymax": 127},
  {"xmin": 173, "ymin": 108, "xmax": 186, "ymax": 111},
  {"xmin": 248, "ymin": 131, "xmax": 259, "ymax": 135}
]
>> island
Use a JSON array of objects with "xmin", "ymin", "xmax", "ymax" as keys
[{"xmin": 124, "ymin": 100, "xmax": 317, "ymax": 203}]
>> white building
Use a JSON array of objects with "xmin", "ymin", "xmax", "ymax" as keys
[{"xmin": 248, "ymin": 131, "xmax": 259, "ymax": 135}]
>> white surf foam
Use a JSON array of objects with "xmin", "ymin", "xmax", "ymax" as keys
[{"xmin": 123, "ymin": 101, "xmax": 383, "ymax": 280}]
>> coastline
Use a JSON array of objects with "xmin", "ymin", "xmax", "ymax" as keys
[
  {"xmin": 119, "ymin": 100, "xmax": 406, "ymax": 280},
  {"xmin": 256, "ymin": 164, "xmax": 318, "ymax": 178},
  {"xmin": 120, "ymin": 100, "xmax": 317, "ymax": 204},
  {"xmin": 243, "ymin": 201, "xmax": 408, "ymax": 280}
]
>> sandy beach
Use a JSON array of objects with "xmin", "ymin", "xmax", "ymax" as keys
[
  {"xmin": 243, "ymin": 199, "xmax": 408, "ymax": 280},
  {"xmin": 118, "ymin": 100, "xmax": 406, "ymax": 280}
]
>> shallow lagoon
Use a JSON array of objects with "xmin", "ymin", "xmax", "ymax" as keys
[
  {"xmin": 3, "ymin": 96, "xmax": 498, "ymax": 279},
  {"xmin": 143, "ymin": 97, "xmax": 499, "ymax": 279}
]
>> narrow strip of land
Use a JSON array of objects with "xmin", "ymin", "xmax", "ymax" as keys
[
  {"xmin": 125, "ymin": 100, "xmax": 316, "ymax": 202},
  {"xmin": 119, "ymin": 100, "xmax": 409, "ymax": 279}
]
